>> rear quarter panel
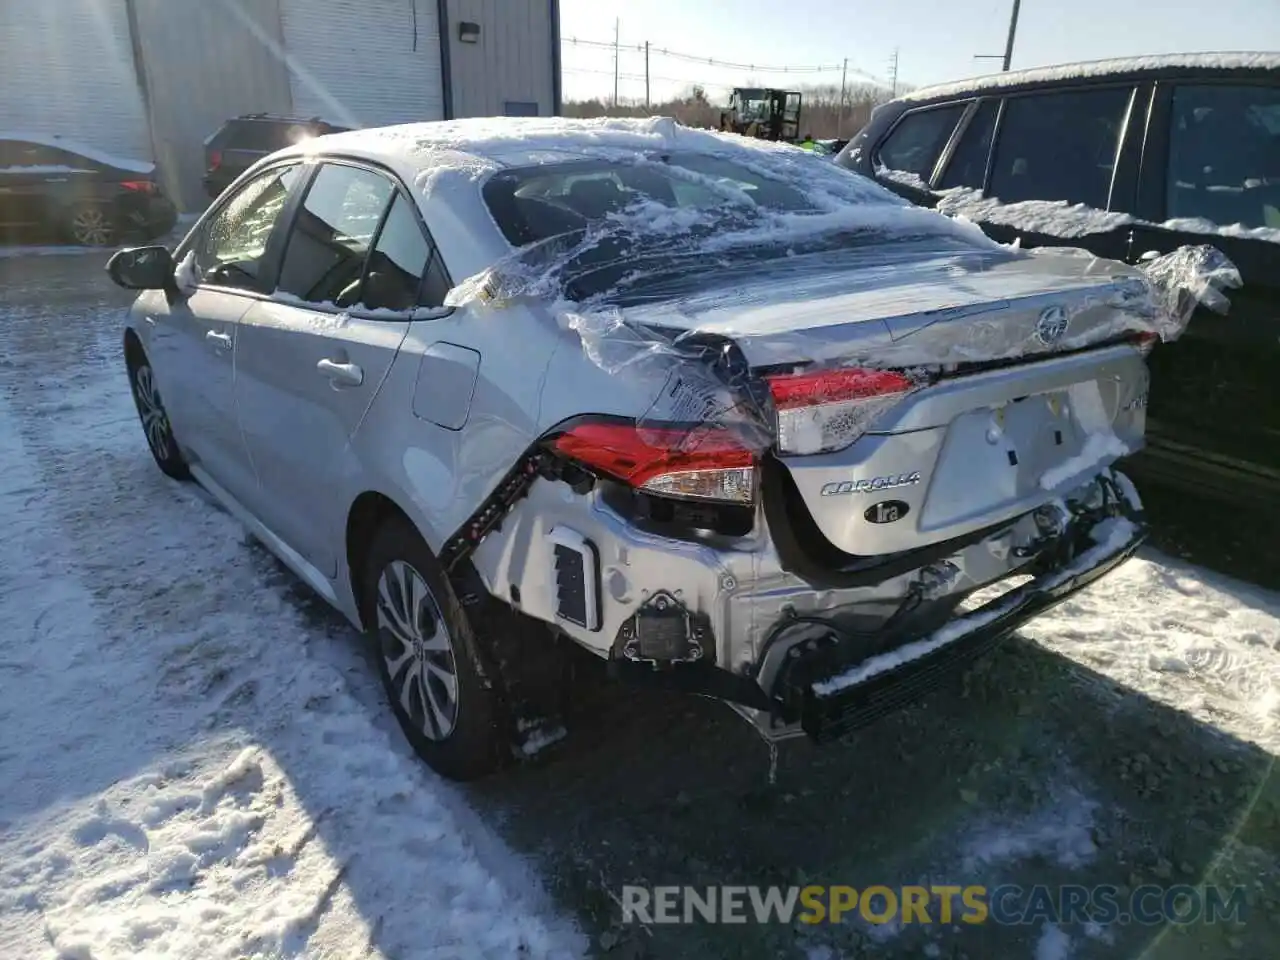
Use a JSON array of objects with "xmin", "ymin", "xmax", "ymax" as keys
[{"xmin": 349, "ymin": 301, "xmax": 562, "ymax": 554}]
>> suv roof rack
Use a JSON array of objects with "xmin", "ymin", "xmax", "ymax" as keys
[{"xmin": 234, "ymin": 113, "xmax": 330, "ymax": 123}]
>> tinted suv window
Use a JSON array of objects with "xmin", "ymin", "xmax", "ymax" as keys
[
  {"xmin": 275, "ymin": 163, "xmax": 394, "ymax": 306},
  {"xmin": 940, "ymin": 100, "xmax": 998, "ymax": 189},
  {"xmin": 216, "ymin": 120, "xmax": 310, "ymax": 153},
  {"xmin": 988, "ymin": 87, "xmax": 1132, "ymax": 208},
  {"xmin": 197, "ymin": 164, "xmax": 301, "ymax": 291},
  {"xmin": 875, "ymin": 104, "xmax": 966, "ymax": 180},
  {"xmin": 1166, "ymin": 83, "xmax": 1280, "ymax": 230}
]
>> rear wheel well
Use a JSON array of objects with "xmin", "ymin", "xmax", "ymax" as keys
[
  {"xmin": 346, "ymin": 492, "xmax": 414, "ymax": 629},
  {"xmin": 123, "ymin": 329, "xmax": 145, "ymax": 369}
]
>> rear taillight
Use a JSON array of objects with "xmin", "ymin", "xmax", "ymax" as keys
[
  {"xmin": 551, "ymin": 421, "xmax": 756, "ymax": 503},
  {"xmin": 119, "ymin": 180, "xmax": 156, "ymax": 193},
  {"xmin": 209, "ymin": 150, "xmax": 223, "ymax": 171},
  {"xmin": 766, "ymin": 367, "xmax": 916, "ymax": 455}
]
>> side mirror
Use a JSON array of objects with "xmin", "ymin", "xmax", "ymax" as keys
[{"xmin": 107, "ymin": 245, "xmax": 175, "ymax": 291}]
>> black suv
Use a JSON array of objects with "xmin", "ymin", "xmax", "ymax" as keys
[
  {"xmin": 838, "ymin": 54, "xmax": 1280, "ymax": 516},
  {"xmin": 203, "ymin": 115, "xmax": 349, "ymax": 199}
]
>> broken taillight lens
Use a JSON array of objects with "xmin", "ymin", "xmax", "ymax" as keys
[
  {"xmin": 551, "ymin": 421, "xmax": 756, "ymax": 503},
  {"xmin": 766, "ymin": 367, "xmax": 915, "ymax": 455},
  {"xmin": 1132, "ymin": 331, "xmax": 1159, "ymax": 357}
]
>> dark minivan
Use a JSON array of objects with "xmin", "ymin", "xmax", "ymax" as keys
[{"xmin": 838, "ymin": 53, "xmax": 1280, "ymax": 519}]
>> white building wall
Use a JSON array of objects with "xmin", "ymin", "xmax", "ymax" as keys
[
  {"xmin": 0, "ymin": 1, "xmax": 152, "ymax": 163},
  {"xmin": 444, "ymin": 0, "xmax": 558, "ymax": 119},
  {"xmin": 131, "ymin": 0, "xmax": 294, "ymax": 211},
  {"xmin": 279, "ymin": 0, "xmax": 444, "ymax": 128}
]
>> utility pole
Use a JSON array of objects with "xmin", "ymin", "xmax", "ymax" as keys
[
  {"xmin": 889, "ymin": 48, "xmax": 899, "ymax": 97},
  {"xmin": 974, "ymin": 0, "xmax": 1022, "ymax": 72},
  {"xmin": 644, "ymin": 41, "xmax": 650, "ymax": 109},
  {"xmin": 1001, "ymin": 0, "xmax": 1021, "ymax": 71},
  {"xmin": 613, "ymin": 18, "xmax": 620, "ymax": 106},
  {"xmin": 836, "ymin": 58, "xmax": 848, "ymax": 138}
]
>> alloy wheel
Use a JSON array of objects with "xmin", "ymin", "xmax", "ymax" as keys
[
  {"xmin": 376, "ymin": 559, "xmax": 460, "ymax": 741},
  {"xmin": 70, "ymin": 207, "xmax": 113, "ymax": 245},
  {"xmin": 132, "ymin": 363, "xmax": 172, "ymax": 457}
]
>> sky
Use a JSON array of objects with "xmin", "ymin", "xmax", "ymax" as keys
[{"xmin": 559, "ymin": 0, "xmax": 1280, "ymax": 103}]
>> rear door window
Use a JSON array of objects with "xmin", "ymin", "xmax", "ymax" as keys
[
  {"xmin": 987, "ymin": 87, "xmax": 1133, "ymax": 208},
  {"xmin": 1165, "ymin": 83, "xmax": 1280, "ymax": 230},
  {"xmin": 361, "ymin": 193, "xmax": 455, "ymax": 310},
  {"xmin": 275, "ymin": 163, "xmax": 395, "ymax": 307},
  {"xmin": 939, "ymin": 100, "xmax": 999, "ymax": 190},
  {"xmin": 875, "ymin": 104, "xmax": 966, "ymax": 181}
]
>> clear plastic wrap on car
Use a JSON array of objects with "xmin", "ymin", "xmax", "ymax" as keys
[{"xmin": 444, "ymin": 178, "xmax": 1241, "ymax": 460}]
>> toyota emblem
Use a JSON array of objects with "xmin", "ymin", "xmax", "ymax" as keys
[{"xmin": 1036, "ymin": 305, "xmax": 1070, "ymax": 345}]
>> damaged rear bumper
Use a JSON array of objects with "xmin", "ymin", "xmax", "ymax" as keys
[
  {"xmin": 781, "ymin": 513, "xmax": 1145, "ymax": 742},
  {"xmin": 470, "ymin": 466, "xmax": 1145, "ymax": 743}
]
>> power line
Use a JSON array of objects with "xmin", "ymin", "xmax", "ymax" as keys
[{"xmin": 562, "ymin": 35, "xmax": 847, "ymax": 75}]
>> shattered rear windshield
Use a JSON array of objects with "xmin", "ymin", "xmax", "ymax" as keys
[
  {"xmin": 481, "ymin": 154, "xmax": 820, "ymax": 248},
  {"xmin": 472, "ymin": 151, "xmax": 1001, "ymax": 303}
]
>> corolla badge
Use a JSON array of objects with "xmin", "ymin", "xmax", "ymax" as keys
[
  {"xmin": 821, "ymin": 471, "xmax": 922, "ymax": 496},
  {"xmin": 1035, "ymin": 305, "xmax": 1070, "ymax": 345}
]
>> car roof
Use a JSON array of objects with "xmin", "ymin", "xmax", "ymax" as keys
[
  {"xmin": 898, "ymin": 51, "xmax": 1280, "ymax": 105},
  {"xmin": 273, "ymin": 115, "xmax": 814, "ymax": 179},
  {"xmin": 264, "ymin": 115, "xmax": 906, "ymax": 291}
]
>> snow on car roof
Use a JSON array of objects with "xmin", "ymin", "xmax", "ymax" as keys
[
  {"xmin": 0, "ymin": 131, "xmax": 155, "ymax": 173},
  {"xmin": 299, "ymin": 115, "xmax": 803, "ymax": 168},
  {"xmin": 900, "ymin": 51, "xmax": 1280, "ymax": 103},
  {"xmin": 285, "ymin": 115, "xmax": 894, "ymax": 200},
  {"xmin": 272, "ymin": 116, "xmax": 999, "ymax": 285}
]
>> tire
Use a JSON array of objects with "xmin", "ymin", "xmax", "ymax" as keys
[
  {"xmin": 66, "ymin": 204, "xmax": 117, "ymax": 246},
  {"xmin": 126, "ymin": 349, "xmax": 189, "ymax": 481},
  {"xmin": 363, "ymin": 518, "xmax": 504, "ymax": 781}
]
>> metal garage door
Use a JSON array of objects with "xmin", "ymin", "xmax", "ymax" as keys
[
  {"xmin": 0, "ymin": 1, "xmax": 152, "ymax": 163},
  {"xmin": 131, "ymin": 0, "xmax": 293, "ymax": 212},
  {"xmin": 279, "ymin": 0, "xmax": 444, "ymax": 129}
]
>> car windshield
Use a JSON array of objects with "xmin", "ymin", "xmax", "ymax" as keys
[{"xmin": 479, "ymin": 152, "xmax": 987, "ymax": 302}]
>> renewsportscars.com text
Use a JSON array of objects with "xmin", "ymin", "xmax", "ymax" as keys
[{"xmin": 621, "ymin": 884, "xmax": 1247, "ymax": 927}]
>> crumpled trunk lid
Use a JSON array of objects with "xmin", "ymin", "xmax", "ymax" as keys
[
  {"xmin": 622, "ymin": 241, "xmax": 1153, "ymax": 370},
  {"xmin": 620, "ymin": 242, "xmax": 1154, "ymax": 557}
]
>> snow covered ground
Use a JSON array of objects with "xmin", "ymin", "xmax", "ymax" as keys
[
  {"xmin": 0, "ymin": 254, "xmax": 585, "ymax": 959},
  {"xmin": 1, "ymin": 247, "xmax": 1277, "ymax": 960}
]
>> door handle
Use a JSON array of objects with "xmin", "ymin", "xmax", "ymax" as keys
[
  {"xmin": 205, "ymin": 330, "xmax": 232, "ymax": 350},
  {"xmin": 317, "ymin": 357, "xmax": 364, "ymax": 387}
]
